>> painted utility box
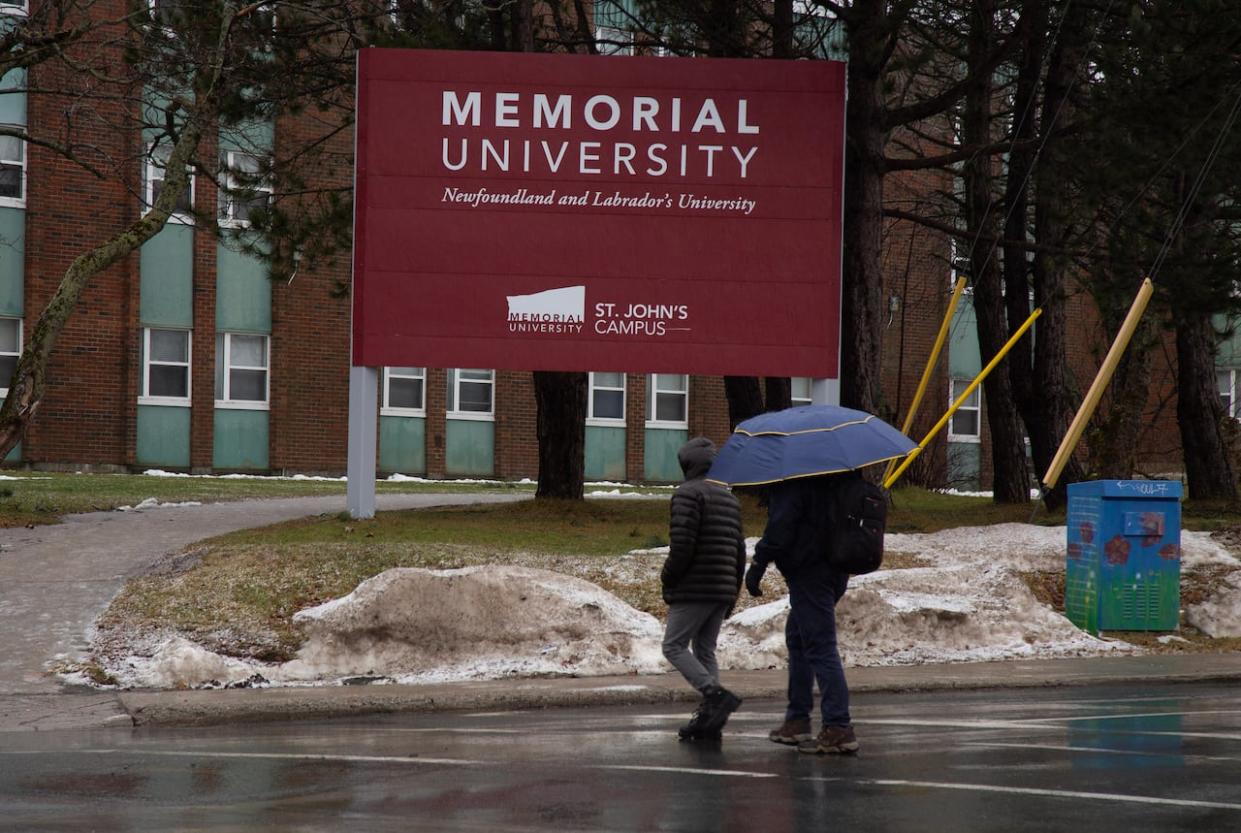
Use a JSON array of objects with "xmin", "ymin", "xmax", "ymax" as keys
[{"xmin": 1065, "ymin": 480, "xmax": 1182, "ymax": 634}]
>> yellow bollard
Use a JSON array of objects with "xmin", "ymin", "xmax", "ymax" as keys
[
  {"xmin": 884, "ymin": 275, "xmax": 969, "ymax": 484},
  {"xmin": 1042, "ymin": 278, "xmax": 1154, "ymax": 490},
  {"xmin": 884, "ymin": 306, "xmax": 1043, "ymax": 490}
]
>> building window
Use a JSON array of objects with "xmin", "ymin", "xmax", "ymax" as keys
[
  {"xmin": 140, "ymin": 328, "xmax": 191, "ymax": 404},
  {"xmin": 791, "ymin": 377, "xmax": 814, "ymax": 407},
  {"xmin": 1219, "ymin": 369, "xmax": 1237, "ymax": 419},
  {"xmin": 145, "ymin": 141, "xmax": 194, "ymax": 222},
  {"xmin": 0, "ymin": 129, "xmax": 25, "ymax": 206},
  {"xmin": 594, "ymin": 0, "xmax": 634, "ymax": 54},
  {"xmin": 219, "ymin": 151, "xmax": 272, "ymax": 228},
  {"xmin": 0, "ymin": 1, "xmax": 28, "ymax": 16},
  {"xmin": 588, "ymin": 372, "xmax": 626, "ymax": 423},
  {"xmin": 0, "ymin": 316, "xmax": 19, "ymax": 399},
  {"xmin": 215, "ymin": 332, "xmax": 269, "ymax": 408},
  {"xmin": 948, "ymin": 379, "xmax": 981, "ymax": 441},
  {"xmin": 646, "ymin": 373, "xmax": 688, "ymax": 427},
  {"xmin": 383, "ymin": 366, "xmax": 425, "ymax": 415},
  {"xmin": 447, "ymin": 368, "xmax": 493, "ymax": 418}
]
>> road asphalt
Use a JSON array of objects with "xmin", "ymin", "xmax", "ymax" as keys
[{"xmin": 3, "ymin": 492, "xmax": 1240, "ymax": 733}]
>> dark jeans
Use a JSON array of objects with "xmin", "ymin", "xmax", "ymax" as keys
[{"xmin": 784, "ymin": 560, "xmax": 850, "ymax": 726}]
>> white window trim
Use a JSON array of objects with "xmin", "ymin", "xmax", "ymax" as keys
[
  {"xmin": 219, "ymin": 150, "xmax": 273, "ymax": 229},
  {"xmin": 0, "ymin": 126, "xmax": 26, "ymax": 209},
  {"xmin": 587, "ymin": 372, "xmax": 626, "ymax": 427},
  {"xmin": 138, "ymin": 327, "xmax": 191, "ymax": 407},
  {"xmin": 381, "ymin": 366, "xmax": 426, "ymax": 417},
  {"xmin": 0, "ymin": 316, "xmax": 20, "ymax": 400},
  {"xmin": 216, "ymin": 332, "xmax": 270, "ymax": 410},
  {"xmin": 446, "ymin": 368, "xmax": 494, "ymax": 422},
  {"xmin": 145, "ymin": 141, "xmax": 195, "ymax": 224},
  {"xmin": 947, "ymin": 379, "xmax": 981, "ymax": 443},
  {"xmin": 645, "ymin": 373, "xmax": 689, "ymax": 429},
  {"xmin": 0, "ymin": 1, "xmax": 28, "ymax": 17}
]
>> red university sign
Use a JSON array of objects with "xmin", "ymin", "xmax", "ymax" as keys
[{"xmin": 352, "ymin": 48, "xmax": 845, "ymax": 377}]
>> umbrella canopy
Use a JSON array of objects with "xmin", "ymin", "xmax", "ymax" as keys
[{"xmin": 706, "ymin": 404, "xmax": 917, "ymax": 487}]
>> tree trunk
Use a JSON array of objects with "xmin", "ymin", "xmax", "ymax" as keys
[
  {"xmin": 839, "ymin": 4, "xmax": 887, "ymax": 415},
  {"xmin": 772, "ymin": 0, "xmax": 793, "ymax": 58},
  {"xmin": 1176, "ymin": 313, "xmax": 1237, "ymax": 501},
  {"xmin": 533, "ymin": 370, "xmax": 587, "ymax": 499},
  {"xmin": 724, "ymin": 376, "xmax": 764, "ymax": 428},
  {"xmin": 1088, "ymin": 314, "xmax": 1157, "ymax": 480},
  {"xmin": 1029, "ymin": 0, "xmax": 1088, "ymax": 510},
  {"xmin": 965, "ymin": 0, "xmax": 1030, "ymax": 504},
  {"xmin": 764, "ymin": 377, "xmax": 791, "ymax": 412}
]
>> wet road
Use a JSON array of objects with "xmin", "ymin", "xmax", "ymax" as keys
[{"xmin": 2, "ymin": 681, "xmax": 1240, "ymax": 832}]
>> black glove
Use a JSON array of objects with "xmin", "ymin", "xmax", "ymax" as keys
[{"xmin": 744, "ymin": 561, "xmax": 767, "ymax": 597}]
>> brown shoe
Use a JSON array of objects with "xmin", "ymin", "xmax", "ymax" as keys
[
  {"xmin": 768, "ymin": 718, "xmax": 813, "ymax": 745},
  {"xmin": 798, "ymin": 724, "xmax": 859, "ymax": 755}
]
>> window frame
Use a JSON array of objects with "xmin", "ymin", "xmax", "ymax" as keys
[
  {"xmin": 382, "ymin": 366, "xmax": 426, "ymax": 416},
  {"xmin": 1219, "ymin": 368, "xmax": 1238, "ymax": 420},
  {"xmin": 446, "ymin": 368, "xmax": 494, "ymax": 421},
  {"xmin": 215, "ymin": 332, "xmax": 270, "ymax": 410},
  {"xmin": 0, "ymin": 316, "xmax": 20, "ymax": 401},
  {"xmin": 0, "ymin": 1, "xmax": 28, "ymax": 17},
  {"xmin": 144, "ymin": 140, "xmax": 195, "ymax": 224},
  {"xmin": 790, "ymin": 376, "xmax": 814, "ymax": 407},
  {"xmin": 219, "ymin": 150, "xmax": 273, "ymax": 229},
  {"xmin": 587, "ymin": 371, "xmax": 627, "ymax": 426},
  {"xmin": 645, "ymin": 373, "xmax": 689, "ymax": 429},
  {"xmin": 139, "ymin": 327, "xmax": 192, "ymax": 406},
  {"xmin": 947, "ymin": 378, "xmax": 982, "ymax": 442},
  {"xmin": 0, "ymin": 127, "xmax": 26, "ymax": 208}
]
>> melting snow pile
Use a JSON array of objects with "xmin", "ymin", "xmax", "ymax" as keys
[
  {"xmin": 107, "ymin": 566, "xmax": 666, "ymax": 689},
  {"xmin": 93, "ymin": 523, "xmax": 1241, "ymax": 690}
]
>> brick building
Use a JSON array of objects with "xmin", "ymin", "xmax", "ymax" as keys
[{"xmin": 0, "ymin": 1, "xmax": 1219, "ymax": 488}]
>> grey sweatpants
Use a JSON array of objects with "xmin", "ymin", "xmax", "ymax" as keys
[{"xmin": 662, "ymin": 601, "xmax": 731, "ymax": 694}]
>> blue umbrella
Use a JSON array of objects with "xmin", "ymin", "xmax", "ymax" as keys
[{"xmin": 706, "ymin": 405, "xmax": 917, "ymax": 487}]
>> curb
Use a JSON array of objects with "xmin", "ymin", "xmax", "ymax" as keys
[{"xmin": 113, "ymin": 655, "xmax": 1241, "ymax": 728}]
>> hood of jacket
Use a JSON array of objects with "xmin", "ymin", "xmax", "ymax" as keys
[{"xmin": 677, "ymin": 437, "xmax": 716, "ymax": 481}]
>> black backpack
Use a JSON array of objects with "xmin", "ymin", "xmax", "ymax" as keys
[{"xmin": 826, "ymin": 475, "xmax": 887, "ymax": 575}]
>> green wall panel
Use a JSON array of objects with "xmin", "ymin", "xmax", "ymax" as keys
[
  {"xmin": 949, "ymin": 296, "xmax": 981, "ymax": 377},
  {"xmin": 213, "ymin": 408, "xmax": 269, "ymax": 470},
  {"xmin": 379, "ymin": 415, "xmax": 426, "ymax": 475},
  {"xmin": 140, "ymin": 224, "xmax": 193, "ymax": 327},
  {"xmin": 585, "ymin": 425, "xmax": 626, "ymax": 481},
  {"xmin": 220, "ymin": 119, "xmax": 274, "ymax": 154},
  {"xmin": 1214, "ymin": 315, "xmax": 1241, "ymax": 365},
  {"xmin": 216, "ymin": 242, "xmax": 271, "ymax": 332},
  {"xmin": 0, "ymin": 68, "xmax": 26, "ymax": 126},
  {"xmin": 446, "ymin": 419, "xmax": 494, "ymax": 476},
  {"xmin": 644, "ymin": 428, "xmax": 687, "ymax": 483},
  {"xmin": 4, "ymin": 441, "xmax": 18, "ymax": 463},
  {"xmin": 947, "ymin": 442, "xmax": 982, "ymax": 491},
  {"xmin": 0, "ymin": 207, "xmax": 22, "ymax": 316},
  {"xmin": 137, "ymin": 405, "xmax": 191, "ymax": 468}
]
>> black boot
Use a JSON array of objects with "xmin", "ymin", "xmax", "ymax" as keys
[
  {"xmin": 698, "ymin": 685, "xmax": 743, "ymax": 735},
  {"xmin": 677, "ymin": 698, "xmax": 722, "ymax": 741}
]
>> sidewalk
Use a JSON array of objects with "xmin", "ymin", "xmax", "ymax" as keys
[
  {"xmin": 4, "ymin": 494, "xmax": 1241, "ymax": 733},
  {"xmin": 0, "ymin": 493, "xmax": 523, "ymax": 697}
]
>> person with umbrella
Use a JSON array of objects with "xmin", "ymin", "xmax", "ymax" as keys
[
  {"xmin": 710, "ymin": 405, "xmax": 916, "ymax": 756},
  {"xmin": 661, "ymin": 436, "xmax": 747, "ymax": 741}
]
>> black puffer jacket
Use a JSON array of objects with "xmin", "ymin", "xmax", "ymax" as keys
[{"xmin": 661, "ymin": 437, "xmax": 746, "ymax": 605}]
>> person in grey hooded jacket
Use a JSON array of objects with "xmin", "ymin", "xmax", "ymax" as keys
[{"xmin": 660, "ymin": 436, "xmax": 747, "ymax": 740}]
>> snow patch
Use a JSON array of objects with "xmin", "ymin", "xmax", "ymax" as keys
[{"xmin": 117, "ymin": 497, "xmax": 204, "ymax": 512}]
